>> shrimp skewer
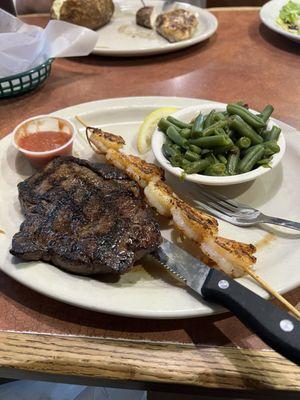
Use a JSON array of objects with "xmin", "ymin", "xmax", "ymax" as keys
[
  {"xmin": 75, "ymin": 119, "xmax": 300, "ymax": 317},
  {"xmin": 85, "ymin": 125, "xmax": 255, "ymax": 278}
]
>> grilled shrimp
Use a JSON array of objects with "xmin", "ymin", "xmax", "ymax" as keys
[
  {"xmin": 201, "ymin": 237, "xmax": 256, "ymax": 278},
  {"xmin": 88, "ymin": 127, "xmax": 125, "ymax": 153},
  {"xmin": 144, "ymin": 180, "xmax": 177, "ymax": 217},
  {"xmin": 106, "ymin": 149, "xmax": 164, "ymax": 188},
  {"xmin": 171, "ymin": 199, "xmax": 218, "ymax": 242},
  {"xmin": 86, "ymin": 126, "xmax": 256, "ymax": 277}
]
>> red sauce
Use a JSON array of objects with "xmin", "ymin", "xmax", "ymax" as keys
[{"xmin": 18, "ymin": 131, "xmax": 71, "ymax": 152}]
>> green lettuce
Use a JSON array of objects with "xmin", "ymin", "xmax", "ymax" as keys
[
  {"xmin": 279, "ymin": 1, "xmax": 300, "ymax": 24},
  {"xmin": 276, "ymin": 1, "xmax": 300, "ymax": 34}
]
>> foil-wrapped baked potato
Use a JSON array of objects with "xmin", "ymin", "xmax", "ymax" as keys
[{"xmin": 51, "ymin": 0, "xmax": 114, "ymax": 30}]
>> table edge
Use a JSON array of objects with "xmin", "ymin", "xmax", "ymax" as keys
[
  {"xmin": 0, "ymin": 331, "xmax": 299, "ymax": 391},
  {"xmin": 19, "ymin": 7, "xmax": 260, "ymax": 19},
  {"xmin": 208, "ymin": 6, "xmax": 260, "ymax": 11}
]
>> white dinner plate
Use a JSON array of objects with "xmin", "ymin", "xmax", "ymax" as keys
[
  {"xmin": 260, "ymin": 0, "xmax": 300, "ymax": 43},
  {"xmin": 93, "ymin": 0, "xmax": 218, "ymax": 56},
  {"xmin": 0, "ymin": 97, "xmax": 299, "ymax": 319}
]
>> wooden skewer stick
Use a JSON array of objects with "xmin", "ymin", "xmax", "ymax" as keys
[
  {"xmin": 75, "ymin": 115, "xmax": 89, "ymax": 128},
  {"xmin": 75, "ymin": 115, "xmax": 103, "ymax": 154},
  {"xmin": 75, "ymin": 114, "xmax": 300, "ymax": 319},
  {"xmin": 244, "ymin": 266, "xmax": 300, "ymax": 319}
]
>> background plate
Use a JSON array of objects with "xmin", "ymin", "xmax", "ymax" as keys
[
  {"xmin": 93, "ymin": 1, "xmax": 218, "ymax": 56},
  {"xmin": 0, "ymin": 97, "xmax": 299, "ymax": 319},
  {"xmin": 260, "ymin": 0, "xmax": 300, "ymax": 43}
]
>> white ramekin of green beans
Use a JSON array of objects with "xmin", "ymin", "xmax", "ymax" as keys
[{"xmin": 152, "ymin": 101, "xmax": 286, "ymax": 186}]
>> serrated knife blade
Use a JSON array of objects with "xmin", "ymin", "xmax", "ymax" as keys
[
  {"xmin": 152, "ymin": 238, "xmax": 210, "ymax": 295},
  {"xmin": 152, "ymin": 238, "xmax": 300, "ymax": 365}
]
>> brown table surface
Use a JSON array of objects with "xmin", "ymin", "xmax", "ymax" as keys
[{"xmin": 0, "ymin": 8, "xmax": 299, "ymax": 397}]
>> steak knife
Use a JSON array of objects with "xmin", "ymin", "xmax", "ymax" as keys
[{"xmin": 152, "ymin": 239, "xmax": 300, "ymax": 365}]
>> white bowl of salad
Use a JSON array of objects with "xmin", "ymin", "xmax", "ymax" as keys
[{"xmin": 260, "ymin": 0, "xmax": 300, "ymax": 42}]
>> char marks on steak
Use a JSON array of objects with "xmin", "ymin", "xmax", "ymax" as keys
[{"xmin": 10, "ymin": 156, "xmax": 162, "ymax": 275}]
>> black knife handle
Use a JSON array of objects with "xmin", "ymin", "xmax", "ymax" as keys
[{"xmin": 201, "ymin": 268, "xmax": 300, "ymax": 365}]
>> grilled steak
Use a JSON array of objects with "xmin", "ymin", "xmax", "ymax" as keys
[{"xmin": 10, "ymin": 156, "xmax": 162, "ymax": 275}]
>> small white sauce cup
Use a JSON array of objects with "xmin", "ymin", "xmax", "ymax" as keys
[{"xmin": 12, "ymin": 115, "xmax": 76, "ymax": 169}]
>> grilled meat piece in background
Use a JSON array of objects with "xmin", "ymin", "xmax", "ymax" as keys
[
  {"xmin": 156, "ymin": 8, "xmax": 198, "ymax": 42},
  {"xmin": 136, "ymin": 6, "xmax": 158, "ymax": 29}
]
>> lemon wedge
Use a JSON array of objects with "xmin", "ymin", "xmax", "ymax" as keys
[{"xmin": 137, "ymin": 107, "xmax": 178, "ymax": 154}]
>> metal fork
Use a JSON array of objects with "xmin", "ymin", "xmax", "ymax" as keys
[
  {"xmin": 162, "ymin": 0, "xmax": 176, "ymax": 11},
  {"xmin": 193, "ymin": 188, "xmax": 300, "ymax": 231}
]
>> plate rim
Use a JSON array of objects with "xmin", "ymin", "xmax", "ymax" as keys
[{"xmin": 1, "ymin": 96, "xmax": 299, "ymax": 319}]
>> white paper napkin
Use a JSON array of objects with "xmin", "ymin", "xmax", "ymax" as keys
[{"xmin": 0, "ymin": 9, "xmax": 99, "ymax": 78}]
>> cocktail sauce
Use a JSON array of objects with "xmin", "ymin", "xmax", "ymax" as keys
[
  {"xmin": 18, "ymin": 131, "xmax": 71, "ymax": 152},
  {"xmin": 13, "ymin": 116, "xmax": 75, "ymax": 169}
]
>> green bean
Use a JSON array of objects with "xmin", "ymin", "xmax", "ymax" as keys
[
  {"xmin": 162, "ymin": 143, "xmax": 179, "ymax": 159},
  {"xmin": 263, "ymin": 140, "xmax": 280, "ymax": 156},
  {"xmin": 181, "ymin": 158, "xmax": 191, "ymax": 170},
  {"xmin": 230, "ymin": 116, "xmax": 263, "ymax": 145},
  {"xmin": 238, "ymin": 145, "xmax": 264, "ymax": 173},
  {"xmin": 259, "ymin": 104, "xmax": 274, "ymax": 123},
  {"xmin": 180, "ymin": 128, "xmax": 192, "ymax": 139},
  {"xmin": 264, "ymin": 126, "xmax": 281, "ymax": 142},
  {"xmin": 170, "ymin": 154, "xmax": 183, "ymax": 167},
  {"xmin": 227, "ymin": 148, "xmax": 240, "ymax": 175},
  {"xmin": 205, "ymin": 154, "xmax": 219, "ymax": 164},
  {"xmin": 173, "ymin": 144, "xmax": 182, "ymax": 152},
  {"xmin": 227, "ymin": 104, "xmax": 266, "ymax": 130},
  {"xmin": 256, "ymin": 157, "xmax": 272, "ymax": 166},
  {"xmin": 184, "ymin": 159, "xmax": 211, "ymax": 174},
  {"xmin": 203, "ymin": 110, "xmax": 216, "ymax": 129},
  {"xmin": 231, "ymin": 145, "xmax": 240, "ymax": 154},
  {"xmin": 260, "ymin": 129, "xmax": 271, "ymax": 140},
  {"xmin": 158, "ymin": 118, "xmax": 180, "ymax": 133},
  {"xmin": 185, "ymin": 150, "xmax": 200, "ymax": 162},
  {"xmin": 167, "ymin": 116, "xmax": 192, "ymax": 130},
  {"xmin": 189, "ymin": 144, "xmax": 201, "ymax": 154},
  {"xmin": 213, "ymin": 112, "xmax": 226, "ymax": 122},
  {"xmin": 202, "ymin": 120, "xmax": 228, "ymax": 137},
  {"xmin": 189, "ymin": 135, "xmax": 233, "ymax": 148},
  {"xmin": 204, "ymin": 163, "xmax": 227, "ymax": 176},
  {"xmin": 236, "ymin": 136, "xmax": 251, "ymax": 149},
  {"xmin": 215, "ymin": 128, "xmax": 227, "ymax": 136},
  {"xmin": 166, "ymin": 126, "xmax": 187, "ymax": 147},
  {"xmin": 191, "ymin": 113, "xmax": 204, "ymax": 137},
  {"xmin": 217, "ymin": 154, "xmax": 227, "ymax": 164},
  {"xmin": 180, "ymin": 171, "xmax": 187, "ymax": 181},
  {"xmin": 241, "ymin": 144, "xmax": 262, "ymax": 159},
  {"xmin": 225, "ymin": 127, "xmax": 234, "ymax": 138},
  {"xmin": 213, "ymin": 143, "xmax": 235, "ymax": 154}
]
